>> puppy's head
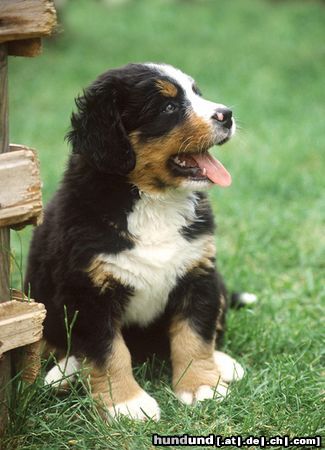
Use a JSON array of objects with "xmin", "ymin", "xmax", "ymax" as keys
[{"xmin": 67, "ymin": 63, "xmax": 235, "ymax": 192}]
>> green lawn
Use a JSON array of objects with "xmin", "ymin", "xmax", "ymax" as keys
[{"xmin": 4, "ymin": 0, "xmax": 325, "ymax": 448}]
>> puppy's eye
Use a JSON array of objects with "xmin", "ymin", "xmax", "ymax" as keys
[{"xmin": 162, "ymin": 102, "xmax": 177, "ymax": 114}]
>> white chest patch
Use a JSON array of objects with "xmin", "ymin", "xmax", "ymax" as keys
[{"xmin": 97, "ymin": 191, "xmax": 213, "ymax": 327}]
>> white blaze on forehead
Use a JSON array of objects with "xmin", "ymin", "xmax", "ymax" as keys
[{"xmin": 146, "ymin": 63, "xmax": 226, "ymax": 121}]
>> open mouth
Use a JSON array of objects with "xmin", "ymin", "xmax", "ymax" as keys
[{"xmin": 169, "ymin": 150, "xmax": 232, "ymax": 187}]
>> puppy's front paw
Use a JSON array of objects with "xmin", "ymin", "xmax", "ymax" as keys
[
  {"xmin": 108, "ymin": 390, "xmax": 161, "ymax": 421},
  {"xmin": 173, "ymin": 360, "xmax": 229, "ymax": 406},
  {"xmin": 176, "ymin": 382, "xmax": 228, "ymax": 405},
  {"xmin": 213, "ymin": 351, "xmax": 245, "ymax": 383}
]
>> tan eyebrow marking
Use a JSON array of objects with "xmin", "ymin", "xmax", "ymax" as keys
[{"xmin": 156, "ymin": 79, "xmax": 178, "ymax": 97}]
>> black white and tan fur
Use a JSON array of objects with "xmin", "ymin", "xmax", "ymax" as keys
[{"xmin": 25, "ymin": 63, "xmax": 252, "ymax": 421}]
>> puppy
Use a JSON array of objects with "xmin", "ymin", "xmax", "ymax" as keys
[{"xmin": 25, "ymin": 63, "xmax": 245, "ymax": 421}]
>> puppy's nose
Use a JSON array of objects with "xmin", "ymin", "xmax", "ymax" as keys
[{"xmin": 212, "ymin": 108, "xmax": 233, "ymax": 129}]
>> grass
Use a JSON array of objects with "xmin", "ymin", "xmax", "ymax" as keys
[{"xmin": 3, "ymin": 0, "xmax": 325, "ymax": 448}]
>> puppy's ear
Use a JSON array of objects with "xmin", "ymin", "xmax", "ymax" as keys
[{"xmin": 66, "ymin": 74, "xmax": 135, "ymax": 175}]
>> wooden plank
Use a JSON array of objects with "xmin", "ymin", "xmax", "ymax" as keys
[
  {"xmin": 0, "ymin": 300, "xmax": 46, "ymax": 356},
  {"xmin": 0, "ymin": 0, "xmax": 57, "ymax": 44},
  {"xmin": 0, "ymin": 145, "xmax": 43, "ymax": 228},
  {"xmin": 8, "ymin": 38, "xmax": 42, "ymax": 57},
  {"xmin": 9, "ymin": 291, "xmax": 45, "ymax": 384},
  {"xmin": 0, "ymin": 42, "xmax": 10, "ymax": 439},
  {"xmin": 20, "ymin": 340, "xmax": 42, "ymax": 384},
  {"xmin": 0, "ymin": 47, "xmax": 9, "ymax": 293}
]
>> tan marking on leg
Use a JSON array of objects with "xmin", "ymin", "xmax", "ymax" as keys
[
  {"xmin": 128, "ymin": 113, "xmax": 214, "ymax": 193},
  {"xmin": 156, "ymin": 79, "xmax": 178, "ymax": 97},
  {"xmin": 169, "ymin": 318, "xmax": 222, "ymax": 394},
  {"xmin": 87, "ymin": 333, "xmax": 141, "ymax": 411},
  {"xmin": 86, "ymin": 257, "xmax": 123, "ymax": 293}
]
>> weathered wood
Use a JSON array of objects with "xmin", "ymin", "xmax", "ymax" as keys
[
  {"xmin": 0, "ymin": 42, "xmax": 10, "ymax": 439},
  {"xmin": 19, "ymin": 341, "xmax": 42, "ymax": 384},
  {"xmin": 8, "ymin": 38, "xmax": 42, "ymax": 57},
  {"xmin": 0, "ymin": 300, "xmax": 46, "ymax": 357},
  {"xmin": 10, "ymin": 291, "xmax": 45, "ymax": 385},
  {"xmin": 0, "ymin": 0, "xmax": 57, "ymax": 44},
  {"xmin": 0, "ymin": 145, "xmax": 43, "ymax": 228}
]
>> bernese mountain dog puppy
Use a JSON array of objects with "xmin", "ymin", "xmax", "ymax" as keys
[{"xmin": 25, "ymin": 63, "xmax": 249, "ymax": 421}]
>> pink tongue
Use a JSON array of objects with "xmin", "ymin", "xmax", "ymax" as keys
[{"xmin": 192, "ymin": 153, "xmax": 232, "ymax": 187}]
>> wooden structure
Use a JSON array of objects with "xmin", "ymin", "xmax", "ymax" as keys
[
  {"xmin": 0, "ymin": 0, "xmax": 57, "ymax": 439},
  {"xmin": 0, "ymin": 145, "xmax": 43, "ymax": 228}
]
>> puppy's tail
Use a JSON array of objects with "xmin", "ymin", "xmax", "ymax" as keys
[{"xmin": 230, "ymin": 292, "xmax": 258, "ymax": 309}]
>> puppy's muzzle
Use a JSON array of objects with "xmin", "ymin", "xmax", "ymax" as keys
[{"xmin": 212, "ymin": 107, "xmax": 233, "ymax": 130}]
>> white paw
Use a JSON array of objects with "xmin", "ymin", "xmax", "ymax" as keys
[
  {"xmin": 108, "ymin": 390, "xmax": 160, "ymax": 421},
  {"xmin": 176, "ymin": 382, "xmax": 228, "ymax": 405},
  {"xmin": 213, "ymin": 351, "xmax": 245, "ymax": 383},
  {"xmin": 44, "ymin": 356, "xmax": 80, "ymax": 389}
]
